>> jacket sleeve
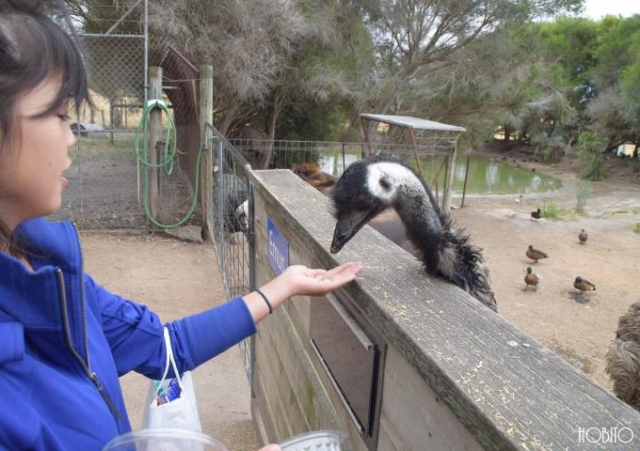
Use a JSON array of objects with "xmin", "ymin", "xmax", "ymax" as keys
[{"xmin": 85, "ymin": 274, "xmax": 257, "ymax": 378}]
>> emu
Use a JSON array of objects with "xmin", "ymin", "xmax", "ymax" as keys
[
  {"xmin": 329, "ymin": 155, "xmax": 497, "ymax": 312},
  {"xmin": 606, "ymin": 302, "xmax": 640, "ymax": 412},
  {"xmin": 291, "ymin": 162, "xmax": 417, "ymax": 255}
]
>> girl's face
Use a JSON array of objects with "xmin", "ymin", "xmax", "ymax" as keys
[{"xmin": 0, "ymin": 76, "xmax": 75, "ymax": 230}]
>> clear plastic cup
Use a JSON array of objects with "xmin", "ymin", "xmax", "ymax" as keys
[
  {"xmin": 278, "ymin": 430, "xmax": 347, "ymax": 451},
  {"xmin": 101, "ymin": 428, "xmax": 229, "ymax": 451}
]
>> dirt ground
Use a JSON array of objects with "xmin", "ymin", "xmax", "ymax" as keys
[
  {"xmin": 450, "ymin": 149, "xmax": 640, "ymax": 390},
  {"xmin": 79, "ymin": 149, "xmax": 640, "ymax": 449}
]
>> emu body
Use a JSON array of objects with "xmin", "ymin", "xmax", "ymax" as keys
[
  {"xmin": 329, "ymin": 156, "xmax": 497, "ymax": 312},
  {"xmin": 606, "ymin": 302, "xmax": 640, "ymax": 412}
]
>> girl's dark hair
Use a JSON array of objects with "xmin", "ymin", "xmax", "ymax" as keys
[{"xmin": 0, "ymin": 0, "xmax": 90, "ymax": 255}]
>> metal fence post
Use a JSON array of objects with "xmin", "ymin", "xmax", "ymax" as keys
[{"xmin": 216, "ymin": 138, "xmax": 225, "ymax": 273}]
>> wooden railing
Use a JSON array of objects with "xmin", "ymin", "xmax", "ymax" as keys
[{"xmin": 249, "ymin": 169, "xmax": 640, "ymax": 451}]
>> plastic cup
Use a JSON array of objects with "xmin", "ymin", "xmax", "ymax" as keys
[
  {"xmin": 278, "ymin": 430, "xmax": 347, "ymax": 451},
  {"xmin": 101, "ymin": 428, "xmax": 229, "ymax": 451}
]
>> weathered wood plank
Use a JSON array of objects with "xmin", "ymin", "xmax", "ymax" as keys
[
  {"xmin": 381, "ymin": 344, "xmax": 484, "ymax": 450},
  {"xmin": 251, "ymin": 169, "xmax": 640, "ymax": 451}
]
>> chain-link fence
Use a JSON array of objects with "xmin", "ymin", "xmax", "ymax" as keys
[
  {"xmin": 51, "ymin": 31, "xmax": 147, "ymax": 228},
  {"xmin": 52, "ymin": 24, "xmax": 202, "ymax": 230}
]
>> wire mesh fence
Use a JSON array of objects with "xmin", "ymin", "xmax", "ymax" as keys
[
  {"xmin": 229, "ymin": 139, "xmax": 459, "ymax": 203},
  {"xmin": 207, "ymin": 124, "xmax": 255, "ymax": 382}
]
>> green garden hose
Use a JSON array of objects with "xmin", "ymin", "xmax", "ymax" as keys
[{"xmin": 134, "ymin": 99, "xmax": 204, "ymax": 229}]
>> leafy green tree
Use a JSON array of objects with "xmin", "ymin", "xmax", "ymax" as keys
[{"xmin": 346, "ymin": 0, "xmax": 582, "ymax": 119}]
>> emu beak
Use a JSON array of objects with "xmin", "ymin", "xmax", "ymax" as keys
[{"xmin": 330, "ymin": 210, "xmax": 373, "ymax": 254}]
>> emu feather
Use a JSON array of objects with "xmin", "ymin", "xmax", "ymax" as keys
[
  {"xmin": 606, "ymin": 302, "xmax": 640, "ymax": 412},
  {"xmin": 329, "ymin": 155, "xmax": 497, "ymax": 312}
]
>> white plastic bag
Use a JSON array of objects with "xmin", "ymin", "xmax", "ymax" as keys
[{"xmin": 142, "ymin": 327, "xmax": 202, "ymax": 432}]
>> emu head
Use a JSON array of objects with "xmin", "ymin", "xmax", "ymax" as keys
[{"xmin": 330, "ymin": 156, "xmax": 416, "ymax": 253}]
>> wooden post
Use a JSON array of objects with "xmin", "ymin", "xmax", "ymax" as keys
[
  {"xmin": 460, "ymin": 154, "xmax": 470, "ymax": 208},
  {"xmin": 441, "ymin": 134, "xmax": 459, "ymax": 212},
  {"xmin": 408, "ymin": 128, "xmax": 424, "ymax": 177},
  {"xmin": 199, "ymin": 65, "xmax": 214, "ymax": 242},
  {"xmin": 109, "ymin": 103, "xmax": 114, "ymax": 145},
  {"xmin": 359, "ymin": 116, "xmax": 373, "ymax": 157},
  {"xmin": 147, "ymin": 66, "xmax": 162, "ymax": 224}
]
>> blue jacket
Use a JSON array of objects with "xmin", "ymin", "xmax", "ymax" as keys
[{"xmin": 0, "ymin": 218, "xmax": 257, "ymax": 450}]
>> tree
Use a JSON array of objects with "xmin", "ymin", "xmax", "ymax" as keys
[
  {"xmin": 585, "ymin": 15, "xmax": 640, "ymax": 151},
  {"xmin": 345, "ymin": 0, "xmax": 582, "ymax": 118},
  {"xmin": 145, "ymin": 0, "xmax": 344, "ymax": 140},
  {"xmin": 64, "ymin": 0, "xmax": 142, "ymax": 34}
]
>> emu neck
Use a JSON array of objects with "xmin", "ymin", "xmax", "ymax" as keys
[{"xmin": 394, "ymin": 184, "xmax": 443, "ymax": 272}]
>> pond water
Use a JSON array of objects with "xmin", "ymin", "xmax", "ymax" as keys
[
  {"xmin": 450, "ymin": 155, "xmax": 563, "ymax": 195},
  {"xmin": 313, "ymin": 152, "xmax": 562, "ymax": 196}
]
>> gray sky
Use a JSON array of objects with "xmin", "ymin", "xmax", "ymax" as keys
[{"xmin": 582, "ymin": 0, "xmax": 639, "ymax": 19}]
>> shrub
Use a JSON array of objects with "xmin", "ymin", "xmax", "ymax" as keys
[
  {"xmin": 542, "ymin": 201, "xmax": 563, "ymax": 220},
  {"xmin": 577, "ymin": 132, "xmax": 603, "ymax": 181},
  {"xmin": 634, "ymin": 222, "xmax": 640, "ymax": 234},
  {"xmin": 575, "ymin": 183, "xmax": 590, "ymax": 215},
  {"xmin": 531, "ymin": 136, "xmax": 567, "ymax": 164}
]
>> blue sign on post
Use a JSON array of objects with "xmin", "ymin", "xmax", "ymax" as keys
[{"xmin": 267, "ymin": 217, "xmax": 289, "ymax": 277}]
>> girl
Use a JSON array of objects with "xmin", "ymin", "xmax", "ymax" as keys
[{"xmin": 0, "ymin": 1, "xmax": 362, "ymax": 449}]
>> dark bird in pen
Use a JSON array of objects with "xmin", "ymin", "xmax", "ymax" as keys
[
  {"xmin": 573, "ymin": 276, "xmax": 596, "ymax": 293},
  {"xmin": 526, "ymin": 245, "xmax": 548, "ymax": 263},
  {"xmin": 579, "ymin": 229, "xmax": 588, "ymax": 244},
  {"xmin": 605, "ymin": 302, "xmax": 640, "ymax": 412},
  {"xmin": 328, "ymin": 155, "xmax": 497, "ymax": 313},
  {"xmin": 292, "ymin": 162, "xmax": 337, "ymax": 193},
  {"xmin": 524, "ymin": 267, "xmax": 540, "ymax": 291},
  {"xmin": 531, "ymin": 208, "xmax": 542, "ymax": 220}
]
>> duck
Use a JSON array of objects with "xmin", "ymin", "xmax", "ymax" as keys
[
  {"xmin": 573, "ymin": 276, "xmax": 596, "ymax": 292},
  {"xmin": 579, "ymin": 229, "xmax": 588, "ymax": 244},
  {"xmin": 526, "ymin": 245, "xmax": 548, "ymax": 263},
  {"xmin": 524, "ymin": 267, "xmax": 540, "ymax": 291},
  {"xmin": 329, "ymin": 155, "xmax": 497, "ymax": 312},
  {"xmin": 531, "ymin": 208, "xmax": 542, "ymax": 220}
]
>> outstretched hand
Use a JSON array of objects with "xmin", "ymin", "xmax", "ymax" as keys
[
  {"xmin": 284, "ymin": 262, "xmax": 363, "ymax": 298},
  {"xmin": 244, "ymin": 261, "xmax": 363, "ymax": 322},
  {"xmin": 258, "ymin": 445, "xmax": 281, "ymax": 451}
]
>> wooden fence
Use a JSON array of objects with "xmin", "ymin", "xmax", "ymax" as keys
[{"xmin": 248, "ymin": 169, "xmax": 640, "ymax": 451}]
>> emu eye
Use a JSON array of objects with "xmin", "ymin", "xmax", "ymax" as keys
[{"xmin": 379, "ymin": 178, "xmax": 391, "ymax": 190}]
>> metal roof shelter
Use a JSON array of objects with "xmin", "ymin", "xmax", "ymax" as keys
[
  {"xmin": 360, "ymin": 114, "xmax": 466, "ymax": 133},
  {"xmin": 359, "ymin": 113, "xmax": 466, "ymax": 211}
]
